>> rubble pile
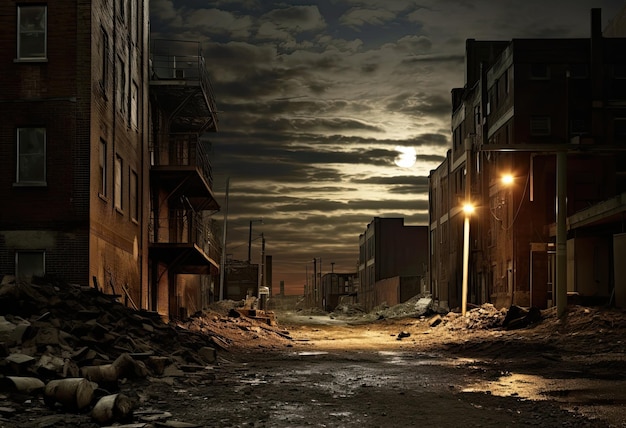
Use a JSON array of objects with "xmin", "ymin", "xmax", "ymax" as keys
[
  {"xmin": 434, "ymin": 304, "xmax": 508, "ymax": 330},
  {"xmin": 178, "ymin": 310, "xmax": 293, "ymax": 351},
  {"xmin": 330, "ymin": 303, "xmax": 367, "ymax": 318},
  {"xmin": 374, "ymin": 295, "xmax": 435, "ymax": 319},
  {"xmin": 0, "ymin": 276, "xmax": 290, "ymax": 426},
  {"xmin": 331, "ymin": 295, "xmax": 435, "ymax": 321}
]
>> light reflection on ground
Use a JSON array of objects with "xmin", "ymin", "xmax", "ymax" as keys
[{"xmin": 463, "ymin": 372, "xmax": 626, "ymax": 425}]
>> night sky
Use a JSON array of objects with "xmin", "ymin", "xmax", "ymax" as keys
[{"xmin": 150, "ymin": 0, "xmax": 624, "ymax": 294}]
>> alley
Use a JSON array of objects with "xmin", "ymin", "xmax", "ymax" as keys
[{"xmin": 138, "ymin": 312, "xmax": 625, "ymax": 427}]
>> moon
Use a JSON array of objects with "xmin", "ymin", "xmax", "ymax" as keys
[{"xmin": 394, "ymin": 146, "xmax": 416, "ymax": 168}]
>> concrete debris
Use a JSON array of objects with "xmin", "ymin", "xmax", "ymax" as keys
[
  {"xmin": 502, "ymin": 305, "xmax": 542, "ymax": 330},
  {"xmin": 397, "ymin": 331, "xmax": 411, "ymax": 340},
  {"xmin": 332, "ymin": 295, "xmax": 435, "ymax": 321},
  {"xmin": 0, "ymin": 276, "xmax": 292, "ymax": 426},
  {"xmin": 436, "ymin": 303, "xmax": 508, "ymax": 331},
  {"xmin": 428, "ymin": 314, "xmax": 443, "ymax": 328}
]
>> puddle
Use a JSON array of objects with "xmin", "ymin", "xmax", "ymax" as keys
[
  {"xmin": 296, "ymin": 351, "xmax": 329, "ymax": 356},
  {"xmin": 379, "ymin": 350, "xmax": 476, "ymax": 367},
  {"xmin": 464, "ymin": 373, "xmax": 626, "ymax": 404}
]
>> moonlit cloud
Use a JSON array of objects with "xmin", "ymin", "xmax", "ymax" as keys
[{"xmin": 152, "ymin": 0, "xmax": 625, "ymax": 293}]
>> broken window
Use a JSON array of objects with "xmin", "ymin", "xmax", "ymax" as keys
[
  {"xmin": 16, "ymin": 251, "xmax": 45, "ymax": 281},
  {"xmin": 17, "ymin": 5, "xmax": 47, "ymax": 60},
  {"xmin": 16, "ymin": 127, "xmax": 46, "ymax": 185},
  {"xmin": 131, "ymin": 80, "xmax": 138, "ymax": 129},
  {"xmin": 117, "ymin": 56, "xmax": 126, "ymax": 116}
]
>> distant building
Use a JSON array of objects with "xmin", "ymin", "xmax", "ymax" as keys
[
  {"xmin": 429, "ymin": 8, "xmax": 626, "ymax": 311},
  {"xmin": 0, "ymin": 2, "xmax": 221, "ymax": 320},
  {"xmin": 358, "ymin": 218, "xmax": 428, "ymax": 311},
  {"xmin": 223, "ymin": 260, "xmax": 259, "ymax": 302},
  {"xmin": 319, "ymin": 272, "xmax": 358, "ymax": 311}
]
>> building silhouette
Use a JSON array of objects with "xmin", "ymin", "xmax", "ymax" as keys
[
  {"xmin": 358, "ymin": 217, "xmax": 428, "ymax": 311},
  {"xmin": 429, "ymin": 8, "xmax": 626, "ymax": 311}
]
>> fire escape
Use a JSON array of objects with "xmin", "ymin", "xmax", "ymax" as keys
[{"xmin": 148, "ymin": 39, "xmax": 220, "ymax": 317}]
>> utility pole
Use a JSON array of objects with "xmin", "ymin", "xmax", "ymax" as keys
[
  {"xmin": 219, "ymin": 178, "xmax": 229, "ymax": 301},
  {"xmin": 247, "ymin": 218, "xmax": 262, "ymax": 263},
  {"xmin": 313, "ymin": 258, "xmax": 317, "ymax": 305},
  {"xmin": 259, "ymin": 233, "xmax": 265, "ymax": 289}
]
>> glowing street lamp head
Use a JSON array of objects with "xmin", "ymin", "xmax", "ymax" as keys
[
  {"xmin": 502, "ymin": 174, "xmax": 514, "ymax": 185},
  {"xmin": 462, "ymin": 203, "xmax": 475, "ymax": 214}
]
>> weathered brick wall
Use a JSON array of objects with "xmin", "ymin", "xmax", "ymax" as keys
[{"xmin": 0, "ymin": 1, "xmax": 148, "ymax": 294}]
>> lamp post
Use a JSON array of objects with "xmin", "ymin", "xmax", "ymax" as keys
[
  {"xmin": 462, "ymin": 136, "xmax": 474, "ymax": 317},
  {"xmin": 461, "ymin": 202, "xmax": 474, "ymax": 316}
]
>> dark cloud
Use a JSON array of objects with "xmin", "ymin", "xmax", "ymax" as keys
[{"xmin": 150, "ymin": 0, "xmax": 624, "ymax": 290}]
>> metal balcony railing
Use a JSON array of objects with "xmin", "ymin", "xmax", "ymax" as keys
[
  {"xmin": 151, "ymin": 133, "xmax": 214, "ymax": 189},
  {"xmin": 150, "ymin": 211, "xmax": 221, "ymax": 263},
  {"xmin": 150, "ymin": 39, "xmax": 218, "ymax": 116}
]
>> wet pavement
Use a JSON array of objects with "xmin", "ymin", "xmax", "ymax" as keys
[{"xmin": 160, "ymin": 348, "xmax": 616, "ymax": 427}]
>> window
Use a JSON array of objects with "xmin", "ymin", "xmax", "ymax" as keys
[
  {"xmin": 615, "ymin": 118, "xmax": 626, "ymax": 138},
  {"xmin": 17, "ymin": 5, "xmax": 47, "ymax": 60},
  {"xmin": 99, "ymin": 139, "xmax": 107, "ymax": 196},
  {"xmin": 530, "ymin": 116, "xmax": 551, "ymax": 136},
  {"xmin": 114, "ymin": 155, "xmax": 123, "ymax": 211},
  {"xmin": 16, "ymin": 251, "xmax": 45, "ymax": 281},
  {"xmin": 117, "ymin": 57, "xmax": 126, "ymax": 116},
  {"xmin": 100, "ymin": 29, "xmax": 109, "ymax": 89},
  {"xmin": 16, "ymin": 128, "xmax": 46, "ymax": 185},
  {"xmin": 569, "ymin": 64, "xmax": 588, "ymax": 79},
  {"xmin": 130, "ymin": 81, "xmax": 138, "ymax": 129},
  {"xmin": 130, "ymin": 170, "xmax": 138, "ymax": 221},
  {"xmin": 614, "ymin": 65, "xmax": 626, "ymax": 80},
  {"xmin": 570, "ymin": 116, "xmax": 591, "ymax": 135}
]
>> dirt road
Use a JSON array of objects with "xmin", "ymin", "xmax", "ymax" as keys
[
  {"xmin": 141, "ymin": 309, "xmax": 626, "ymax": 427},
  {"xmin": 6, "ymin": 305, "xmax": 626, "ymax": 427}
]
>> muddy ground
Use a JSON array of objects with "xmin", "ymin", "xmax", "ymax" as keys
[{"xmin": 4, "ymin": 300, "xmax": 626, "ymax": 427}]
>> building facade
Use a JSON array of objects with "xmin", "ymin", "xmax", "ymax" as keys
[
  {"xmin": 0, "ymin": 2, "xmax": 221, "ymax": 320},
  {"xmin": 429, "ymin": 8, "xmax": 626, "ymax": 311},
  {"xmin": 358, "ymin": 217, "xmax": 428, "ymax": 311},
  {"xmin": 0, "ymin": 0, "xmax": 149, "ymax": 298}
]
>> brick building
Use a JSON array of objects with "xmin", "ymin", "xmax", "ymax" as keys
[
  {"xmin": 358, "ymin": 217, "xmax": 428, "ymax": 311},
  {"xmin": 0, "ymin": 2, "xmax": 220, "ymax": 319},
  {"xmin": 429, "ymin": 8, "xmax": 626, "ymax": 311}
]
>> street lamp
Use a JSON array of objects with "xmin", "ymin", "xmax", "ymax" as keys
[
  {"xmin": 501, "ymin": 173, "xmax": 514, "ymax": 186},
  {"xmin": 461, "ymin": 202, "xmax": 474, "ymax": 316}
]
